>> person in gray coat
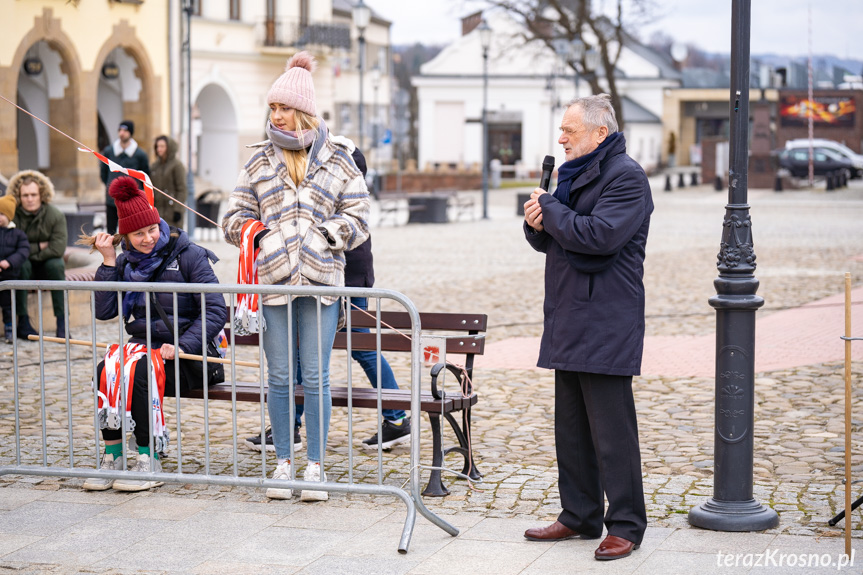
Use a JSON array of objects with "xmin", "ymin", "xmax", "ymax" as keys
[{"xmin": 521, "ymin": 94, "xmax": 653, "ymax": 561}]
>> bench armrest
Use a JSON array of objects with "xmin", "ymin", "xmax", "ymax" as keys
[{"xmin": 430, "ymin": 362, "xmax": 473, "ymax": 400}]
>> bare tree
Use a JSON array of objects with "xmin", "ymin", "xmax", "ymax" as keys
[{"xmin": 477, "ymin": 0, "xmax": 659, "ymax": 130}]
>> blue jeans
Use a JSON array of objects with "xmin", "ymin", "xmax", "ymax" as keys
[
  {"xmin": 262, "ymin": 298, "xmax": 339, "ymax": 463},
  {"xmin": 293, "ymin": 297, "xmax": 405, "ymax": 423}
]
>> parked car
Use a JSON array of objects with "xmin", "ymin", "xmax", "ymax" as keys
[
  {"xmin": 777, "ymin": 146, "xmax": 854, "ymax": 180},
  {"xmin": 784, "ymin": 138, "xmax": 863, "ymax": 177}
]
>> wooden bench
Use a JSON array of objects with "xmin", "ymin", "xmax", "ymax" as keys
[{"xmin": 182, "ymin": 309, "xmax": 487, "ymax": 497}]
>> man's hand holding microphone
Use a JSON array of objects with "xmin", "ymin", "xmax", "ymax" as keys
[{"xmin": 524, "ymin": 155, "xmax": 555, "ymax": 232}]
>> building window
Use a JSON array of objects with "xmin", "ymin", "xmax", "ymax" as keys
[{"xmin": 229, "ymin": 0, "xmax": 240, "ymax": 20}]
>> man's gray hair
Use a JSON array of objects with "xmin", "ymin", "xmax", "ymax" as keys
[{"xmin": 566, "ymin": 94, "xmax": 618, "ymax": 133}]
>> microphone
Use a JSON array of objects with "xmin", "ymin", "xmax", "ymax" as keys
[{"xmin": 539, "ymin": 155, "xmax": 555, "ymax": 191}]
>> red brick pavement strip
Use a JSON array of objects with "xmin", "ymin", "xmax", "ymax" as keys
[{"xmin": 477, "ymin": 287, "xmax": 863, "ymax": 377}]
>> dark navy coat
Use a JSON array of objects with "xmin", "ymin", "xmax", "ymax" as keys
[
  {"xmin": 0, "ymin": 226, "xmax": 30, "ymax": 281},
  {"xmin": 524, "ymin": 134, "xmax": 652, "ymax": 376},
  {"xmin": 94, "ymin": 228, "xmax": 228, "ymax": 354}
]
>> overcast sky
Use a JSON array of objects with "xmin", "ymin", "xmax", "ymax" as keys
[{"xmin": 363, "ymin": 0, "xmax": 863, "ymax": 60}]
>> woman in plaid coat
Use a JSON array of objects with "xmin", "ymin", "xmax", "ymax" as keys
[{"xmin": 222, "ymin": 51, "xmax": 370, "ymax": 502}]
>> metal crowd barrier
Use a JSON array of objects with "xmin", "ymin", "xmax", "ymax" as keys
[{"xmin": 0, "ymin": 279, "xmax": 458, "ymax": 553}]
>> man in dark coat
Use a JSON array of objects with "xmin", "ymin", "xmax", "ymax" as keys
[
  {"xmin": 100, "ymin": 120, "xmax": 150, "ymax": 234},
  {"xmin": 522, "ymin": 94, "xmax": 653, "ymax": 561}
]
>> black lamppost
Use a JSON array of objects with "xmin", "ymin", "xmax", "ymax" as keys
[
  {"xmin": 688, "ymin": 0, "xmax": 779, "ymax": 532},
  {"xmin": 478, "ymin": 19, "xmax": 491, "ymax": 219},
  {"xmin": 182, "ymin": 0, "xmax": 196, "ymax": 236},
  {"xmin": 352, "ymin": 0, "xmax": 371, "ymax": 152},
  {"xmin": 371, "ymin": 65, "xmax": 381, "ymax": 169}
]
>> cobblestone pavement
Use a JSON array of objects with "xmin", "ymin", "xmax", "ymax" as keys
[{"xmin": 2, "ymin": 179, "xmax": 863, "ymax": 552}]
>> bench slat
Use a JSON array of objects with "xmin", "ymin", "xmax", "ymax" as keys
[{"xmin": 181, "ymin": 382, "xmax": 478, "ymax": 413}]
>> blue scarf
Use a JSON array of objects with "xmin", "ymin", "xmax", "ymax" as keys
[
  {"xmin": 121, "ymin": 219, "xmax": 171, "ymax": 320},
  {"xmin": 553, "ymin": 131, "xmax": 621, "ymax": 205}
]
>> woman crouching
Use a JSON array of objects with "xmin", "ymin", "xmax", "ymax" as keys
[{"xmin": 81, "ymin": 176, "xmax": 227, "ymax": 492}]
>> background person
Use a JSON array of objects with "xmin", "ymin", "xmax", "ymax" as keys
[
  {"xmin": 0, "ymin": 194, "xmax": 30, "ymax": 343},
  {"xmin": 522, "ymin": 94, "xmax": 652, "ymax": 561},
  {"xmin": 7, "ymin": 170, "xmax": 68, "ymax": 339},
  {"xmin": 100, "ymin": 120, "xmax": 150, "ymax": 234},
  {"xmin": 151, "ymin": 135, "xmax": 188, "ymax": 229},
  {"xmin": 223, "ymin": 51, "xmax": 370, "ymax": 502},
  {"xmin": 81, "ymin": 176, "xmax": 227, "ymax": 492}
]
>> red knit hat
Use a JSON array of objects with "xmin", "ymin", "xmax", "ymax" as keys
[{"xmin": 109, "ymin": 176, "xmax": 160, "ymax": 235}]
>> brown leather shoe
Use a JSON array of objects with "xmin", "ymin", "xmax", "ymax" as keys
[
  {"xmin": 524, "ymin": 521, "xmax": 585, "ymax": 542},
  {"xmin": 594, "ymin": 535, "xmax": 639, "ymax": 560}
]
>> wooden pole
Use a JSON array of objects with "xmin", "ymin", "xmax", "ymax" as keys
[
  {"xmin": 27, "ymin": 335, "xmax": 260, "ymax": 368},
  {"xmin": 845, "ymin": 272, "xmax": 852, "ymax": 558}
]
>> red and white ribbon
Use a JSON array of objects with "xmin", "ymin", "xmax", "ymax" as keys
[
  {"xmin": 79, "ymin": 148, "xmax": 155, "ymax": 207},
  {"xmin": 233, "ymin": 219, "xmax": 267, "ymax": 335},
  {"xmin": 97, "ymin": 343, "xmax": 169, "ymax": 452}
]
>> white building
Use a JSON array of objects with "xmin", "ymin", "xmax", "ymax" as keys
[
  {"xmin": 412, "ymin": 11, "xmax": 680, "ymax": 176},
  {"xmin": 188, "ymin": 0, "xmax": 391, "ymax": 194}
]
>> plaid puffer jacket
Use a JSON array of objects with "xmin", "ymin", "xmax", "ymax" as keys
[{"xmin": 222, "ymin": 135, "xmax": 370, "ymax": 306}]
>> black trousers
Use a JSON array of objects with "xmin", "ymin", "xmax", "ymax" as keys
[
  {"xmin": 555, "ymin": 370, "xmax": 647, "ymax": 544},
  {"xmin": 106, "ymin": 203, "xmax": 118, "ymax": 235}
]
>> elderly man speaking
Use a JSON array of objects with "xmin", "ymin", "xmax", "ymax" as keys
[{"xmin": 522, "ymin": 94, "xmax": 653, "ymax": 561}]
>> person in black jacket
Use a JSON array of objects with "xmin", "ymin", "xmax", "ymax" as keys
[
  {"xmin": 522, "ymin": 94, "xmax": 652, "ymax": 561},
  {"xmin": 0, "ymin": 194, "xmax": 30, "ymax": 343},
  {"xmin": 80, "ymin": 176, "xmax": 227, "ymax": 493},
  {"xmin": 100, "ymin": 120, "xmax": 150, "ymax": 234}
]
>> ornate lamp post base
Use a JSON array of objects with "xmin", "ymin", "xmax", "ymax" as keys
[{"xmin": 689, "ymin": 498, "xmax": 779, "ymax": 532}]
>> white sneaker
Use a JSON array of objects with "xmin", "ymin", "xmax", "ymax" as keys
[
  {"xmin": 112, "ymin": 454, "xmax": 164, "ymax": 492},
  {"xmin": 82, "ymin": 452, "xmax": 124, "ymax": 491},
  {"xmin": 300, "ymin": 462, "xmax": 328, "ymax": 502},
  {"xmin": 266, "ymin": 460, "xmax": 293, "ymax": 500}
]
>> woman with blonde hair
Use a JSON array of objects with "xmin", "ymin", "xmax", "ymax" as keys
[{"xmin": 222, "ymin": 51, "xmax": 369, "ymax": 501}]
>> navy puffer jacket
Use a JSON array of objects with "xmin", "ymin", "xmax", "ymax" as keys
[
  {"xmin": 94, "ymin": 228, "xmax": 228, "ymax": 353},
  {"xmin": 524, "ymin": 133, "xmax": 652, "ymax": 376},
  {"xmin": 0, "ymin": 226, "xmax": 30, "ymax": 280}
]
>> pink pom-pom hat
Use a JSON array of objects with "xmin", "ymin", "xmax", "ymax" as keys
[{"xmin": 266, "ymin": 51, "xmax": 317, "ymax": 116}]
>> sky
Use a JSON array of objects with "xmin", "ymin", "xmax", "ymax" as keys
[{"xmin": 362, "ymin": 0, "xmax": 863, "ymax": 60}]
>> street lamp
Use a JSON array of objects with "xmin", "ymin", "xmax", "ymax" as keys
[
  {"xmin": 478, "ymin": 19, "xmax": 491, "ymax": 219},
  {"xmin": 371, "ymin": 65, "xmax": 381, "ymax": 166},
  {"xmin": 688, "ymin": 0, "xmax": 778, "ymax": 533},
  {"xmin": 552, "ymin": 37, "xmax": 584, "ymax": 98},
  {"xmin": 352, "ymin": 0, "xmax": 371, "ymax": 151}
]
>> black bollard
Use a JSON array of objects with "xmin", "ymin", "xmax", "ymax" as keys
[
  {"xmin": 678, "ymin": 173, "xmax": 686, "ymax": 188},
  {"xmin": 773, "ymin": 174, "xmax": 783, "ymax": 192},
  {"xmin": 714, "ymin": 175, "xmax": 723, "ymax": 191},
  {"xmin": 840, "ymin": 171, "xmax": 847, "ymax": 188},
  {"xmin": 826, "ymin": 171, "xmax": 835, "ymax": 191},
  {"xmin": 690, "ymin": 172, "xmax": 699, "ymax": 186},
  {"xmin": 664, "ymin": 174, "xmax": 672, "ymax": 192}
]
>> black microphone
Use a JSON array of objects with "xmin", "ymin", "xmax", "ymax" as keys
[{"xmin": 540, "ymin": 155, "xmax": 555, "ymax": 191}]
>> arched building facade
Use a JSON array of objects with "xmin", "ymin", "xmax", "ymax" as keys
[{"xmin": 0, "ymin": 5, "xmax": 170, "ymax": 202}]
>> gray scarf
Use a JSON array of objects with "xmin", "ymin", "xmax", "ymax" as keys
[{"xmin": 266, "ymin": 118, "xmax": 328, "ymax": 165}]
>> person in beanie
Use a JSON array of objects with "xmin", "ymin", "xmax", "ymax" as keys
[
  {"xmin": 151, "ymin": 135, "xmax": 188, "ymax": 228},
  {"xmin": 100, "ymin": 120, "xmax": 150, "ymax": 234},
  {"xmin": 79, "ymin": 176, "xmax": 227, "ymax": 492},
  {"xmin": 223, "ymin": 51, "xmax": 370, "ymax": 502},
  {"xmin": 7, "ymin": 170, "xmax": 68, "ymax": 339},
  {"xmin": 0, "ymin": 194, "xmax": 30, "ymax": 343}
]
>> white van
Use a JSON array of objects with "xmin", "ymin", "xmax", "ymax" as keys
[{"xmin": 784, "ymin": 139, "xmax": 863, "ymax": 177}]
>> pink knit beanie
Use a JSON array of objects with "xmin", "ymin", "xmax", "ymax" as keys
[{"xmin": 266, "ymin": 51, "xmax": 317, "ymax": 116}]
